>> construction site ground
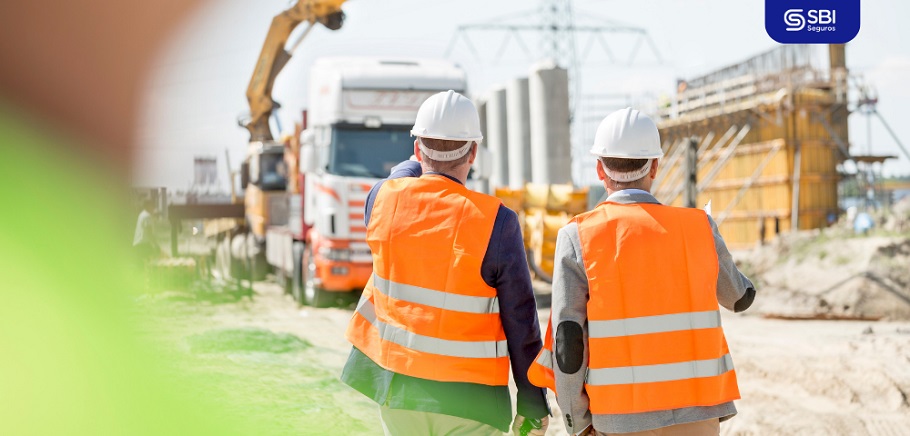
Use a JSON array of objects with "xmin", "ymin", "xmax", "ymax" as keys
[{"xmin": 138, "ymin": 278, "xmax": 910, "ymax": 436}]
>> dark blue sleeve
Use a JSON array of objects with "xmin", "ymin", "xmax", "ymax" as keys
[
  {"xmin": 364, "ymin": 160, "xmax": 422, "ymax": 227},
  {"xmin": 481, "ymin": 205, "xmax": 549, "ymax": 419}
]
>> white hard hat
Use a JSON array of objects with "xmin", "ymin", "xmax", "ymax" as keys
[
  {"xmin": 411, "ymin": 90, "xmax": 483, "ymax": 143},
  {"xmin": 590, "ymin": 107, "xmax": 663, "ymax": 159}
]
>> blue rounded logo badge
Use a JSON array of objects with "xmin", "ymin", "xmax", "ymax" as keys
[{"xmin": 766, "ymin": 0, "xmax": 860, "ymax": 44}]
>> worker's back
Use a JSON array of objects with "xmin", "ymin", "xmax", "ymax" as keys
[
  {"xmin": 575, "ymin": 201, "xmax": 739, "ymax": 415},
  {"xmin": 348, "ymin": 175, "xmax": 509, "ymax": 386}
]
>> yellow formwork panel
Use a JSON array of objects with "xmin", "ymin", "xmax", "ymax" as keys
[
  {"xmin": 522, "ymin": 183, "xmax": 589, "ymax": 213},
  {"xmin": 548, "ymin": 184, "xmax": 589, "ymax": 214},
  {"xmin": 495, "ymin": 187, "xmax": 524, "ymax": 213},
  {"xmin": 525, "ymin": 208, "xmax": 546, "ymax": 250},
  {"xmin": 495, "ymin": 184, "xmax": 589, "ymax": 278},
  {"xmin": 524, "ymin": 183, "xmax": 550, "ymax": 209},
  {"xmin": 532, "ymin": 211, "xmax": 568, "ymax": 277},
  {"xmin": 657, "ymin": 88, "xmax": 844, "ymax": 249}
]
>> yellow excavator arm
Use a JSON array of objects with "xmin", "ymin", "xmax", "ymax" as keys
[{"xmin": 241, "ymin": 0, "xmax": 347, "ymax": 142}]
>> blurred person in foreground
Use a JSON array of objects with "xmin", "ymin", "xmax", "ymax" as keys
[
  {"xmin": 341, "ymin": 90, "xmax": 550, "ymax": 435},
  {"xmin": 0, "ymin": 1, "xmax": 265, "ymax": 434},
  {"xmin": 528, "ymin": 108, "xmax": 756, "ymax": 436}
]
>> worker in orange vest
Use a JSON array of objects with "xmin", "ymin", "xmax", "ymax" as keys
[
  {"xmin": 528, "ymin": 108, "xmax": 756, "ymax": 436},
  {"xmin": 342, "ymin": 90, "xmax": 550, "ymax": 435}
]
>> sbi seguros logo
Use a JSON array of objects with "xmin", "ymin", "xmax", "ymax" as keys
[{"xmin": 766, "ymin": 0, "xmax": 860, "ymax": 44}]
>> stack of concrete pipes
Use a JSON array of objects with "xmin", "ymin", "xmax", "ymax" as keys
[
  {"xmin": 475, "ymin": 62, "xmax": 584, "ymax": 281},
  {"xmin": 478, "ymin": 60, "xmax": 573, "ymax": 188}
]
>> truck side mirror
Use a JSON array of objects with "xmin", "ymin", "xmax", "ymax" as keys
[
  {"xmin": 473, "ymin": 145, "xmax": 493, "ymax": 180},
  {"xmin": 300, "ymin": 144, "xmax": 317, "ymax": 174},
  {"xmin": 240, "ymin": 161, "xmax": 250, "ymax": 189}
]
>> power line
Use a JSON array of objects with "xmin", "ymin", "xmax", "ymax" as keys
[{"xmin": 446, "ymin": 0, "xmax": 662, "ymax": 186}]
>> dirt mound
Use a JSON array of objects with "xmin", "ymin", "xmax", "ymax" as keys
[{"xmin": 740, "ymin": 232, "xmax": 910, "ymax": 320}]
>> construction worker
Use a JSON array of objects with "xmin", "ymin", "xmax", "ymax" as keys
[
  {"xmin": 528, "ymin": 108, "xmax": 756, "ymax": 436},
  {"xmin": 133, "ymin": 199, "xmax": 160, "ymax": 263},
  {"xmin": 341, "ymin": 90, "xmax": 550, "ymax": 436}
]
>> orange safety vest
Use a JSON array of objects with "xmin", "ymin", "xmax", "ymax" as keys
[
  {"xmin": 528, "ymin": 201, "xmax": 740, "ymax": 414},
  {"xmin": 345, "ymin": 175, "xmax": 510, "ymax": 386}
]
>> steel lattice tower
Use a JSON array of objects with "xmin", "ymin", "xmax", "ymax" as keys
[
  {"xmin": 447, "ymin": 0, "xmax": 661, "ymax": 107},
  {"xmin": 540, "ymin": 0, "xmax": 577, "ymax": 72},
  {"xmin": 447, "ymin": 0, "xmax": 662, "ymax": 186}
]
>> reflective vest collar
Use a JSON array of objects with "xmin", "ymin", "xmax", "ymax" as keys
[
  {"xmin": 372, "ymin": 273, "xmax": 500, "ymax": 314},
  {"xmin": 353, "ymin": 295, "xmax": 508, "ymax": 359},
  {"xmin": 602, "ymin": 189, "xmax": 661, "ymax": 206}
]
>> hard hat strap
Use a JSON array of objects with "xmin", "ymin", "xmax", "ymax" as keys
[
  {"xmin": 603, "ymin": 159, "xmax": 653, "ymax": 182},
  {"xmin": 417, "ymin": 138, "xmax": 473, "ymax": 162}
]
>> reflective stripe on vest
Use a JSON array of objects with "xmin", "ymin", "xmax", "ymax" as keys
[
  {"xmin": 532, "ymin": 201, "xmax": 741, "ymax": 414},
  {"xmin": 345, "ymin": 175, "xmax": 510, "ymax": 386},
  {"xmin": 589, "ymin": 310, "xmax": 721, "ymax": 338},
  {"xmin": 534, "ymin": 348, "xmax": 553, "ymax": 370},
  {"xmin": 354, "ymin": 288, "xmax": 508, "ymax": 359},
  {"xmin": 527, "ymin": 315, "xmax": 555, "ymax": 391},
  {"xmin": 372, "ymin": 273, "xmax": 500, "ymax": 314},
  {"xmin": 587, "ymin": 354, "xmax": 734, "ymax": 386},
  {"xmin": 528, "ymin": 312, "xmax": 726, "ymax": 392}
]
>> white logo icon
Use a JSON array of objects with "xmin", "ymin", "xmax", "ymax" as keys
[{"xmin": 784, "ymin": 9, "xmax": 805, "ymax": 31}]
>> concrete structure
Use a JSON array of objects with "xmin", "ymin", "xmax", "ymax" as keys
[
  {"xmin": 507, "ymin": 77, "xmax": 532, "ymax": 189},
  {"xmin": 474, "ymin": 97, "xmax": 490, "ymax": 194},
  {"xmin": 476, "ymin": 98, "xmax": 488, "ymax": 147},
  {"xmin": 654, "ymin": 45, "xmax": 852, "ymax": 248},
  {"xmin": 529, "ymin": 61, "xmax": 572, "ymax": 185},
  {"xmin": 486, "ymin": 86, "xmax": 509, "ymax": 189}
]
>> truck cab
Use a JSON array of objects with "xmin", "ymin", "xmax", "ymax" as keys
[
  {"xmin": 243, "ymin": 141, "xmax": 289, "ymax": 238},
  {"xmin": 296, "ymin": 57, "xmax": 468, "ymax": 306}
]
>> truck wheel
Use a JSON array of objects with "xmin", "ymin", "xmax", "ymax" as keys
[
  {"xmin": 276, "ymin": 267, "xmax": 290, "ymax": 295},
  {"xmin": 342, "ymin": 288, "xmax": 363, "ymax": 309},
  {"xmin": 302, "ymin": 244, "xmax": 331, "ymax": 308},
  {"xmin": 213, "ymin": 236, "xmax": 232, "ymax": 281},
  {"xmin": 291, "ymin": 241, "xmax": 304, "ymax": 304}
]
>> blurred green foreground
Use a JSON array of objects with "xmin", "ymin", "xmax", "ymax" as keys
[{"xmin": 0, "ymin": 105, "xmax": 374, "ymax": 435}]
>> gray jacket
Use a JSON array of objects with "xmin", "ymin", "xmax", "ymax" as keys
[{"xmin": 548, "ymin": 189, "xmax": 756, "ymax": 435}]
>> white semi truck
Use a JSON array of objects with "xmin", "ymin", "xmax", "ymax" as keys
[{"xmin": 267, "ymin": 57, "xmax": 488, "ymax": 307}]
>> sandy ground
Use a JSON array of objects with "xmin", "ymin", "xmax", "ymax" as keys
[
  {"xmin": 738, "ymin": 235, "xmax": 910, "ymax": 321},
  {"xmin": 139, "ymin": 282, "xmax": 910, "ymax": 436},
  {"xmin": 719, "ymin": 314, "xmax": 910, "ymax": 436}
]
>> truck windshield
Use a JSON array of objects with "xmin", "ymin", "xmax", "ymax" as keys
[
  {"xmin": 328, "ymin": 126, "xmax": 414, "ymax": 178},
  {"xmin": 259, "ymin": 152, "xmax": 288, "ymax": 191}
]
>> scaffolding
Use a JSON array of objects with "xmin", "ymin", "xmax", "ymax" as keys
[{"xmin": 654, "ymin": 44, "xmax": 850, "ymax": 248}]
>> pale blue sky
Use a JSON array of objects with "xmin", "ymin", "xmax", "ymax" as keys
[{"xmin": 136, "ymin": 0, "xmax": 910, "ymax": 191}]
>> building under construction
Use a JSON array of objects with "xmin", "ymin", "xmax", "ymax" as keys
[{"xmin": 654, "ymin": 44, "xmax": 852, "ymax": 249}]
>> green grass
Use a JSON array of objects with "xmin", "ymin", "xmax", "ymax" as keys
[
  {"xmin": 141, "ymin": 296, "xmax": 382, "ymax": 436},
  {"xmin": 180, "ymin": 350, "xmax": 378, "ymax": 435},
  {"xmin": 187, "ymin": 328, "xmax": 312, "ymax": 354}
]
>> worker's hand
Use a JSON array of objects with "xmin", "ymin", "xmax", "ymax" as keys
[{"xmin": 511, "ymin": 414, "xmax": 548, "ymax": 436}]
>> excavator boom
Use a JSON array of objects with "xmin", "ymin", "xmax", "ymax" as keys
[{"xmin": 242, "ymin": 0, "xmax": 346, "ymax": 142}]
